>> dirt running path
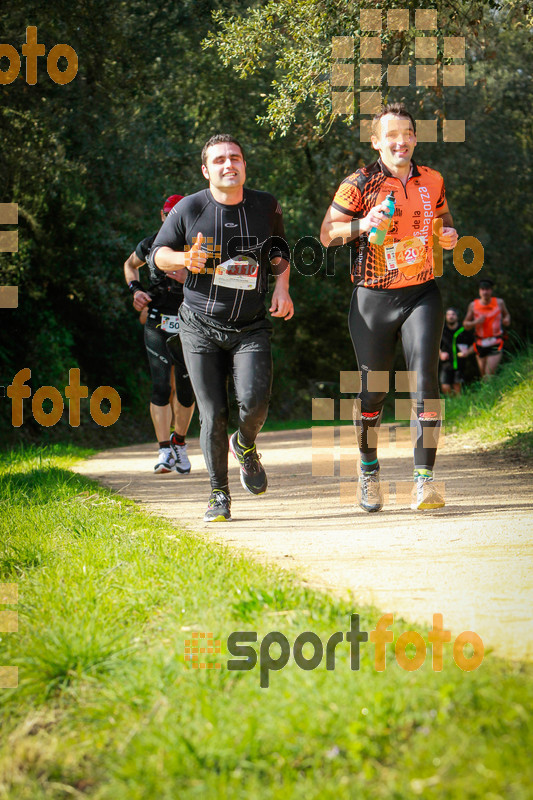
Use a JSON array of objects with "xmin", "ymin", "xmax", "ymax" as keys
[{"xmin": 74, "ymin": 429, "xmax": 533, "ymax": 661}]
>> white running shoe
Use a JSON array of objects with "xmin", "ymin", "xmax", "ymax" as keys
[
  {"xmin": 411, "ymin": 474, "xmax": 445, "ymax": 510},
  {"xmin": 154, "ymin": 447, "xmax": 176, "ymax": 474},
  {"xmin": 357, "ymin": 469, "xmax": 384, "ymax": 512},
  {"xmin": 170, "ymin": 433, "xmax": 192, "ymax": 474}
]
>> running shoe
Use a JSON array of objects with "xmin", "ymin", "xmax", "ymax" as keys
[
  {"xmin": 169, "ymin": 433, "xmax": 192, "ymax": 474},
  {"xmin": 411, "ymin": 474, "xmax": 445, "ymax": 510},
  {"xmin": 357, "ymin": 469, "xmax": 384, "ymax": 512},
  {"xmin": 204, "ymin": 490, "xmax": 232, "ymax": 522},
  {"xmin": 229, "ymin": 432, "xmax": 268, "ymax": 495},
  {"xmin": 154, "ymin": 447, "xmax": 176, "ymax": 474}
]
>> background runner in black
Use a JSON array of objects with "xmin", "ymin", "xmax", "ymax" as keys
[
  {"xmin": 124, "ymin": 195, "xmax": 195, "ymax": 474},
  {"xmin": 439, "ymin": 308, "xmax": 474, "ymax": 395},
  {"xmin": 152, "ymin": 134, "xmax": 293, "ymax": 522}
]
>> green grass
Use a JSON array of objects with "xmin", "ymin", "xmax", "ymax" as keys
[
  {"xmin": 0, "ymin": 445, "xmax": 531, "ymax": 799},
  {"xmin": 445, "ymin": 347, "xmax": 533, "ymax": 457}
]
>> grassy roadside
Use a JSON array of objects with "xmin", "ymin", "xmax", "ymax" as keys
[
  {"xmin": 267, "ymin": 347, "xmax": 533, "ymax": 457},
  {"xmin": 444, "ymin": 347, "xmax": 533, "ymax": 458},
  {"xmin": 0, "ymin": 445, "xmax": 531, "ymax": 798}
]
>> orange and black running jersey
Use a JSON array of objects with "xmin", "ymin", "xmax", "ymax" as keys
[{"xmin": 332, "ymin": 158, "xmax": 447, "ymax": 289}]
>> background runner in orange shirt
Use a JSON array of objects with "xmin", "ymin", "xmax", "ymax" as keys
[{"xmin": 463, "ymin": 279, "xmax": 511, "ymax": 378}]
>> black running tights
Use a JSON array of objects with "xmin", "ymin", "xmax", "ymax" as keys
[
  {"xmin": 348, "ymin": 280, "xmax": 444, "ymax": 470},
  {"xmin": 183, "ymin": 348, "xmax": 272, "ymax": 492}
]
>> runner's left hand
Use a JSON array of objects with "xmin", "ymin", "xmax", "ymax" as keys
[
  {"xmin": 269, "ymin": 286, "xmax": 294, "ymax": 320},
  {"xmin": 439, "ymin": 227, "xmax": 458, "ymax": 250}
]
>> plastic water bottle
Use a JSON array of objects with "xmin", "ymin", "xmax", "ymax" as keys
[{"xmin": 368, "ymin": 191, "xmax": 396, "ymax": 245}]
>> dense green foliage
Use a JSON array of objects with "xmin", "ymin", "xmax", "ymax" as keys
[
  {"xmin": 445, "ymin": 345, "xmax": 533, "ymax": 456},
  {"xmin": 1, "ymin": 0, "xmax": 531, "ymax": 444},
  {"xmin": 0, "ymin": 446, "xmax": 531, "ymax": 797}
]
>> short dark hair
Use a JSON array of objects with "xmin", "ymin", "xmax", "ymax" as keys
[
  {"xmin": 479, "ymin": 278, "xmax": 494, "ymax": 288},
  {"xmin": 201, "ymin": 134, "xmax": 245, "ymax": 166},
  {"xmin": 372, "ymin": 103, "xmax": 416, "ymax": 137}
]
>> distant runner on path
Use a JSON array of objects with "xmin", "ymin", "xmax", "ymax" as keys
[
  {"xmin": 463, "ymin": 279, "xmax": 511, "ymax": 378},
  {"xmin": 320, "ymin": 102, "xmax": 458, "ymax": 512},
  {"xmin": 124, "ymin": 195, "xmax": 195, "ymax": 474},
  {"xmin": 439, "ymin": 307, "xmax": 474, "ymax": 395},
  {"xmin": 151, "ymin": 134, "xmax": 293, "ymax": 523}
]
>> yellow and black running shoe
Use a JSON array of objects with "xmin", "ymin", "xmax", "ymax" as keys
[
  {"xmin": 229, "ymin": 432, "xmax": 268, "ymax": 495},
  {"xmin": 204, "ymin": 490, "xmax": 232, "ymax": 522}
]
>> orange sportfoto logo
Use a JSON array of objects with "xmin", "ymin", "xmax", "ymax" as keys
[
  {"xmin": 0, "ymin": 27, "xmax": 78, "ymax": 85},
  {"xmin": 6, "ymin": 368, "xmax": 121, "ymax": 427}
]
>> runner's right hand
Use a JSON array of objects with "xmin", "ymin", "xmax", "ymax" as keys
[
  {"xmin": 185, "ymin": 232, "xmax": 208, "ymax": 273},
  {"xmin": 360, "ymin": 204, "xmax": 388, "ymax": 234}
]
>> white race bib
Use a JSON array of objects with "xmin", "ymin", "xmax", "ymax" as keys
[
  {"xmin": 480, "ymin": 336, "xmax": 498, "ymax": 348},
  {"xmin": 160, "ymin": 314, "xmax": 180, "ymax": 333},
  {"xmin": 213, "ymin": 256, "xmax": 258, "ymax": 290},
  {"xmin": 384, "ymin": 237, "xmax": 426, "ymax": 275}
]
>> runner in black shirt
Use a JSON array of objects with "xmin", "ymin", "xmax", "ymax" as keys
[
  {"xmin": 439, "ymin": 308, "xmax": 474, "ymax": 395},
  {"xmin": 152, "ymin": 134, "xmax": 293, "ymax": 522},
  {"xmin": 154, "ymin": 189, "xmax": 287, "ymax": 323},
  {"xmin": 124, "ymin": 195, "xmax": 195, "ymax": 474}
]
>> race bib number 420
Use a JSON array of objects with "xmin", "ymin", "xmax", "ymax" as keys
[
  {"xmin": 160, "ymin": 315, "xmax": 180, "ymax": 333},
  {"xmin": 384, "ymin": 236, "xmax": 426, "ymax": 277},
  {"xmin": 214, "ymin": 256, "xmax": 258, "ymax": 290}
]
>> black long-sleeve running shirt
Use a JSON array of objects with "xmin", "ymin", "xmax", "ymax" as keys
[{"xmin": 150, "ymin": 188, "xmax": 290, "ymax": 324}]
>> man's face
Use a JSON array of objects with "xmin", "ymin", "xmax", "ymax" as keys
[
  {"xmin": 201, "ymin": 143, "xmax": 246, "ymax": 191},
  {"xmin": 371, "ymin": 114, "xmax": 417, "ymax": 171},
  {"xmin": 446, "ymin": 309, "xmax": 458, "ymax": 326},
  {"xmin": 479, "ymin": 286, "xmax": 493, "ymax": 302}
]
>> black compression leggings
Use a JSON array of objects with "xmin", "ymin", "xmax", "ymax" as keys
[
  {"xmin": 144, "ymin": 317, "xmax": 195, "ymax": 408},
  {"xmin": 348, "ymin": 280, "xmax": 444, "ymax": 470},
  {"xmin": 182, "ymin": 348, "xmax": 272, "ymax": 492}
]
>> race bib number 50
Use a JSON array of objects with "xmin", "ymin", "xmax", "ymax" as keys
[
  {"xmin": 160, "ymin": 315, "xmax": 180, "ymax": 333},
  {"xmin": 214, "ymin": 256, "xmax": 258, "ymax": 290}
]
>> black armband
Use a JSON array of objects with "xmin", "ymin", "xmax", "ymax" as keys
[{"xmin": 128, "ymin": 280, "xmax": 144, "ymax": 295}]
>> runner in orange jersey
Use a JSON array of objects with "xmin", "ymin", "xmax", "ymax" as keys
[
  {"xmin": 463, "ymin": 279, "xmax": 511, "ymax": 378},
  {"xmin": 321, "ymin": 102, "xmax": 458, "ymax": 512}
]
